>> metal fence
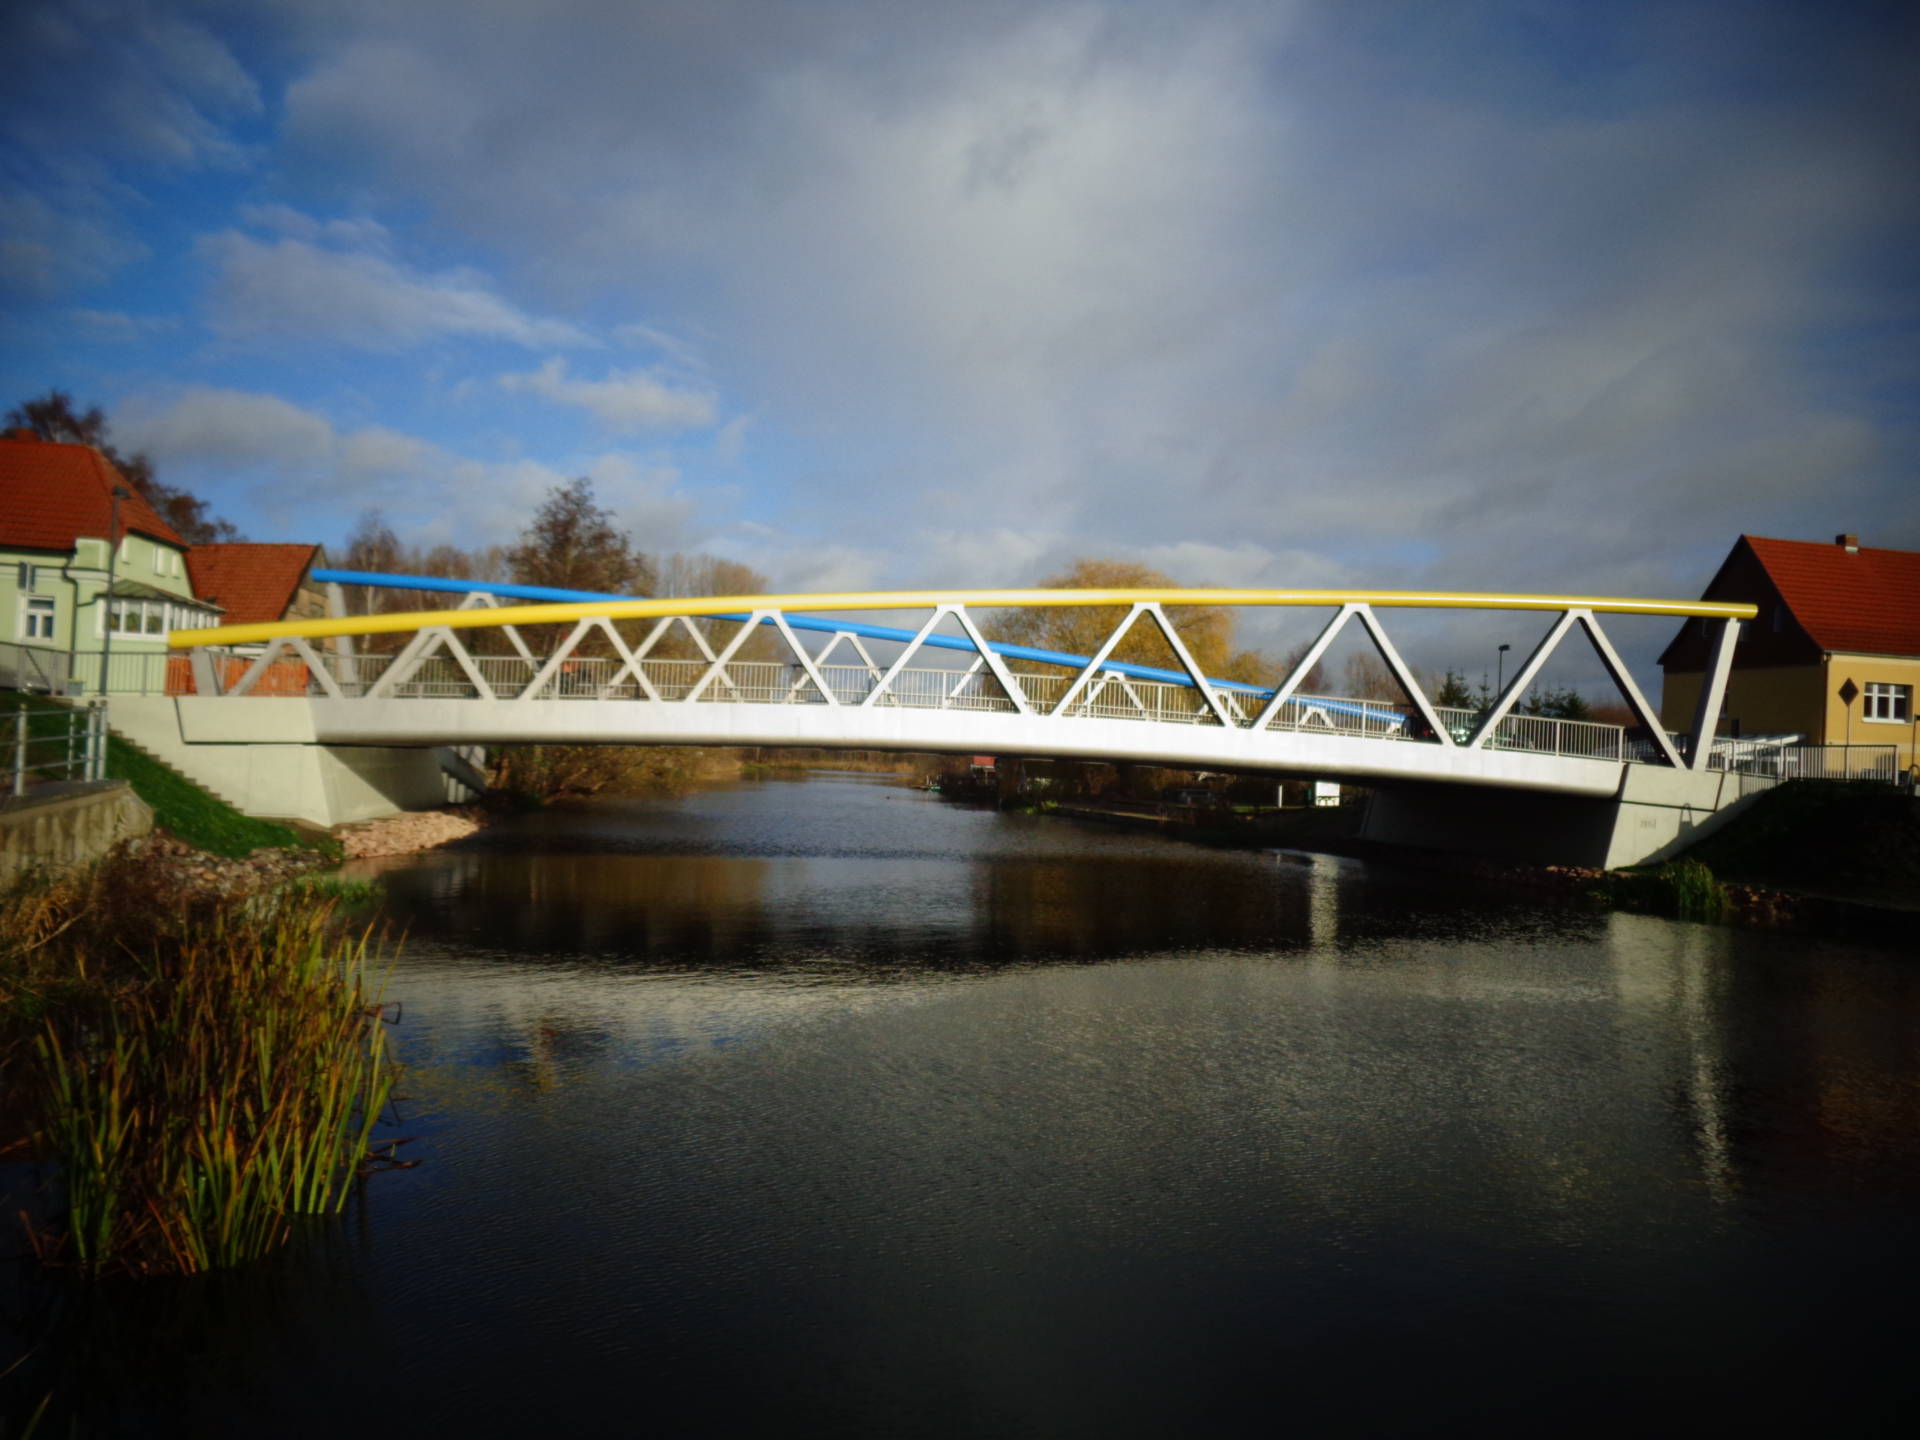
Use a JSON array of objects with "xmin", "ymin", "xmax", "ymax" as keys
[
  {"xmin": 6, "ymin": 702, "xmax": 108, "ymax": 799},
  {"xmin": 1712, "ymin": 743, "xmax": 1900, "ymax": 784},
  {"xmin": 0, "ymin": 640, "xmax": 74, "ymax": 695}
]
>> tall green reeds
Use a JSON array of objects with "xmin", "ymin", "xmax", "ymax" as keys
[
  {"xmin": 1610, "ymin": 857, "xmax": 1731, "ymax": 921},
  {"xmin": 25, "ymin": 892, "xmax": 395, "ymax": 1276}
]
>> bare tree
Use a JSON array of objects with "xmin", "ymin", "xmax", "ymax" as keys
[{"xmin": 8, "ymin": 389, "xmax": 241, "ymax": 543}]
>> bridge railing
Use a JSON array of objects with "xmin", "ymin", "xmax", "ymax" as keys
[
  {"xmin": 1712, "ymin": 743, "xmax": 1900, "ymax": 784},
  {"xmin": 288, "ymin": 645, "xmax": 1648, "ymax": 761}
]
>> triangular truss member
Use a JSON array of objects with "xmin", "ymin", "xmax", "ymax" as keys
[
  {"xmin": 457, "ymin": 591, "xmax": 538, "ymax": 669},
  {"xmin": 793, "ymin": 630, "xmax": 880, "ymax": 701},
  {"xmin": 1139, "ymin": 603, "xmax": 1235, "ymax": 727},
  {"xmin": 364, "ymin": 626, "xmax": 493, "ymax": 701},
  {"xmin": 667, "ymin": 614, "xmax": 743, "ymax": 699},
  {"xmin": 812, "ymin": 631, "xmax": 884, "ymax": 680},
  {"xmin": 227, "ymin": 636, "xmax": 293, "ymax": 697},
  {"xmin": 1076, "ymin": 671, "xmax": 1153, "ymax": 720},
  {"xmin": 1350, "ymin": 607, "xmax": 1453, "ymax": 745},
  {"xmin": 287, "ymin": 634, "xmax": 344, "ymax": 700},
  {"xmin": 517, "ymin": 617, "xmax": 660, "ymax": 702},
  {"xmin": 1463, "ymin": 609, "xmax": 1681, "ymax": 767},
  {"xmin": 517, "ymin": 618, "xmax": 596, "ymax": 701},
  {"xmin": 1253, "ymin": 605, "xmax": 1361, "ymax": 730},
  {"xmin": 1252, "ymin": 603, "xmax": 1449, "ymax": 742},
  {"xmin": 595, "ymin": 617, "xmax": 667, "ymax": 701},
  {"xmin": 685, "ymin": 610, "xmax": 838, "ymax": 705},
  {"xmin": 945, "ymin": 656, "xmax": 986, "ymax": 702},
  {"xmin": 948, "ymin": 606, "xmax": 1031, "ymax": 714},
  {"xmin": 1466, "ymin": 606, "xmax": 1681, "ymax": 768},
  {"xmin": 860, "ymin": 608, "xmax": 957, "ymax": 709},
  {"xmin": 1049, "ymin": 603, "xmax": 1149, "ymax": 717}
]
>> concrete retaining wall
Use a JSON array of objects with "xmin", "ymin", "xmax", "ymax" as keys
[
  {"xmin": 1, "ymin": 781, "xmax": 152, "ymax": 885},
  {"xmin": 109, "ymin": 697, "xmax": 474, "ymax": 828}
]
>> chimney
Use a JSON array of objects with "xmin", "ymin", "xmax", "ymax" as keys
[
  {"xmin": 1835, "ymin": 533, "xmax": 1860, "ymax": 553},
  {"xmin": 5, "ymin": 427, "xmax": 39, "ymax": 442}
]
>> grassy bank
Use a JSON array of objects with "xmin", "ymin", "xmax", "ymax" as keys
[
  {"xmin": 3, "ymin": 694, "xmax": 331, "ymax": 860},
  {"xmin": 1677, "ymin": 781, "xmax": 1919, "ymax": 909},
  {"xmin": 1, "ymin": 853, "xmax": 396, "ymax": 1277},
  {"xmin": 104, "ymin": 733, "xmax": 334, "ymax": 858}
]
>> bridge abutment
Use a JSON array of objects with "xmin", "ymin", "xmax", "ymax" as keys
[
  {"xmin": 1359, "ymin": 765, "xmax": 1778, "ymax": 870},
  {"xmin": 110, "ymin": 697, "xmax": 479, "ymax": 828}
]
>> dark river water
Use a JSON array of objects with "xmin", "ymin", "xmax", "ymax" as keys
[{"xmin": 6, "ymin": 773, "xmax": 1919, "ymax": 1437}]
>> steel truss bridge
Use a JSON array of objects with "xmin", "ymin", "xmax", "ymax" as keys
[{"xmin": 166, "ymin": 581, "xmax": 1751, "ymax": 801}]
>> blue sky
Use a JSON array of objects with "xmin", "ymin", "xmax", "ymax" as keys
[{"xmin": 3, "ymin": 0, "xmax": 1915, "ymax": 679}]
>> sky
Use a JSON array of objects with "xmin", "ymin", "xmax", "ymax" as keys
[{"xmin": 3, "ymin": 0, "xmax": 1915, "ymax": 687}]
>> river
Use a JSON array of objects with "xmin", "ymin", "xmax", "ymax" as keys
[{"xmin": 5, "ymin": 773, "xmax": 1918, "ymax": 1436}]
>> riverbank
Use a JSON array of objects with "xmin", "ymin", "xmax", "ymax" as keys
[
  {"xmin": 1001, "ymin": 782, "xmax": 1915, "ymax": 942},
  {"xmin": 338, "ymin": 803, "xmax": 493, "ymax": 859}
]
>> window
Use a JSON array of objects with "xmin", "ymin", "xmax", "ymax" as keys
[
  {"xmin": 23, "ymin": 596, "xmax": 56, "ymax": 641},
  {"xmin": 108, "ymin": 598, "xmax": 169, "ymax": 638},
  {"xmin": 17, "ymin": 561, "xmax": 41, "ymax": 591},
  {"xmin": 1862, "ymin": 683, "xmax": 1911, "ymax": 723}
]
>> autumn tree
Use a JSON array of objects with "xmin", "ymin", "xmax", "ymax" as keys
[
  {"xmin": 984, "ymin": 558, "xmax": 1237, "ymax": 680},
  {"xmin": 7, "ymin": 389, "xmax": 240, "ymax": 543}
]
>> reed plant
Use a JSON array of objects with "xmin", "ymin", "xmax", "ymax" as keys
[
  {"xmin": 1610, "ymin": 857, "xmax": 1730, "ymax": 921},
  {"xmin": 12, "ymin": 877, "xmax": 397, "ymax": 1277}
]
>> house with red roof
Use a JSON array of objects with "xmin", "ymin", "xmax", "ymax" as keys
[
  {"xmin": 186, "ymin": 543, "xmax": 329, "ymax": 631},
  {"xmin": 1, "ymin": 428, "xmax": 223, "ymax": 694},
  {"xmin": 1660, "ymin": 534, "xmax": 1920, "ymax": 771}
]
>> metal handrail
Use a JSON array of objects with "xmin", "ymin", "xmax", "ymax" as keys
[{"xmin": 6, "ymin": 703, "xmax": 107, "ymax": 798}]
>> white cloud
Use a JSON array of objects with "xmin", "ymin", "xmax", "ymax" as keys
[
  {"xmin": 499, "ymin": 358, "xmax": 718, "ymax": 432},
  {"xmin": 70, "ymin": 308, "xmax": 179, "ymax": 341},
  {"xmin": 235, "ymin": 203, "xmax": 391, "ymax": 252},
  {"xmin": 198, "ymin": 230, "xmax": 590, "ymax": 350},
  {"xmin": 116, "ymin": 387, "xmax": 700, "ymax": 551}
]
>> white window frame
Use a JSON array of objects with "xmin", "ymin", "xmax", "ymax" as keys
[
  {"xmin": 107, "ymin": 597, "xmax": 170, "ymax": 640},
  {"xmin": 1861, "ymin": 682, "xmax": 1911, "ymax": 724},
  {"xmin": 21, "ymin": 595, "xmax": 56, "ymax": 642}
]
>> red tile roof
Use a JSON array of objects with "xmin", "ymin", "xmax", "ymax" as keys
[
  {"xmin": 186, "ymin": 543, "xmax": 320, "ymax": 625},
  {"xmin": 0, "ymin": 432, "xmax": 186, "ymax": 551},
  {"xmin": 1745, "ymin": 535, "xmax": 1920, "ymax": 658}
]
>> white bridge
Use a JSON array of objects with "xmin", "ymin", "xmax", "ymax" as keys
[{"xmin": 130, "ymin": 585, "xmax": 1776, "ymax": 868}]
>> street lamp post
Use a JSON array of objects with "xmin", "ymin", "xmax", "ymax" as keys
[
  {"xmin": 98, "ymin": 484, "xmax": 132, "ymax": 697},
  {"xmin": 1496, "ymin": 643, "xmax": 1511, "ymax": 697}
]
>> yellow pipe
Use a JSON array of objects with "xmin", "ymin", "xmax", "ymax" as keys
[{"xmin": 169, "ymin": 588, "xmax": 1758, "ymax": 650}]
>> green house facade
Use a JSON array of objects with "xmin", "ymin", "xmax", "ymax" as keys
[{"xmin": 1, "ymin": 430, "xmax": 222, "ymax": 695}]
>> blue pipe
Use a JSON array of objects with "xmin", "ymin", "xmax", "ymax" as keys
[{"xmin": 311, "ymin": 568, "xmax": 1406, "ymax": 724}]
